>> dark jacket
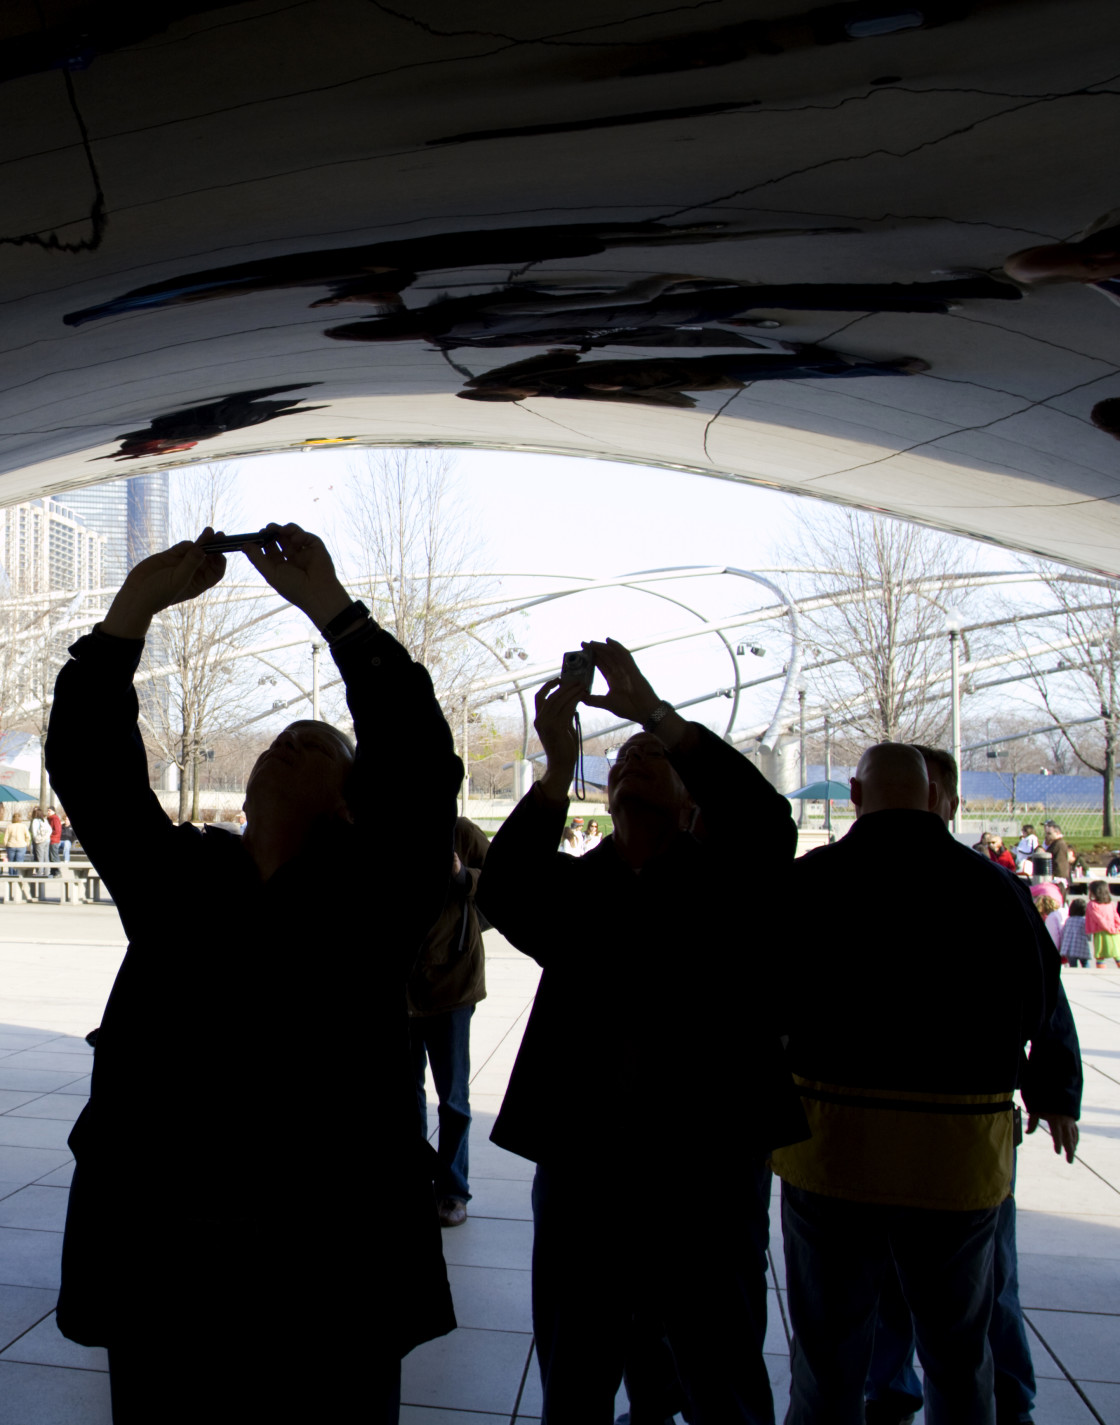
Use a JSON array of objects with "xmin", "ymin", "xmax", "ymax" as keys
[
  {"xmin": 45, "ymin": 618, "xmax": 461, "ymax": 1359},
  {"xmin": 407, "ymin": 817, "xmax": 489, "ymax": 1016},
  {"xmin": 1046, "ymin": 835, "xmax": 1073, "ymax": 880},
  {"xmin": 477, "ymin": 727, "xmax": 808, "ymax": 1171},
  {"xmin": 771, "ymin": 810, "xmax": 1058, "ymax": 1211}
]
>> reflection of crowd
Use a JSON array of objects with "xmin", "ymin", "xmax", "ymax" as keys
[{"xmin": 39, "ymin": 526, "xmax": 1086, "ymax": 1424}]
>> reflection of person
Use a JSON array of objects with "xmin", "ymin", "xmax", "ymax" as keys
[
  {"xmin": 60, "ymin": 219, "xmax": 790, "ymax": 327},
  {"xmin": 329, "ymin": 273, "xmax": 1016, "ymax": 352},
  {"xmin": 1003, "ymin": 211, "xmax": 1120, "ymax": 300},
  {"xmin": 95, "ymin": 386, "xmax": 328, "ymax": 462},
  {"xmin": 478, "ymin": 639, "xmax": 806, "ymax": 1423},
  {"xmin": 458, "ymin": 346, "xmax": 927, "ymax": 408},
  {"xmin": 408, "ymin": 817, "xmax": 489, "ymax": 1229},
  {"xmin": 772, "ymin": 743, "xmax": 1055, "ymax": 1425},
  {"xmin": 46, "ymin": 522, "xmax": 461, "ymax": 1421}
]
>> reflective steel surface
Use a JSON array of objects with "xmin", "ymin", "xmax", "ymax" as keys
[{"xmin": 2, "ymin": 1, "xmax": 1118, "ymax": 568}]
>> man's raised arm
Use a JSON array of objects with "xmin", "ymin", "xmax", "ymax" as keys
[{"xmin": 46, "ymin": 533, "xmax": 230, "ymax": 920}]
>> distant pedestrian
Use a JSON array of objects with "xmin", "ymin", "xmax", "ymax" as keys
[
  {"xmin": 1014, "ymin": 824, "xmax": 1040, "ymax": 869},
  {"xmin": 235, "ymin": 811, "xmax": 247, "ymax": 835},
  {"xmin": 1043, "ymin": 822, "xmax": 1073, "ymax": 883},
  {"xmin": 1036, "ymin": 894, "xmax": 1067, "ymax": 951},
  {"xmin": 583, "ymin": 819, "xmax": 603, "ymax": 853},
  {"xmin": 986, "ymin": 835, "xmax": 1017, "ymax": 872},
  {"xmin": 559, "ymin": 826, "xmax": 581, "ymax": 855},
  {"xmin": 408, "ymin": 817, "xmax": 490, "ymax": 1229},
  {"xmin": 47, "ymin": 805, "xmax": 62, "ymax": 875},
  {"xmin": 1060, "ymin": 899, "xmax": 1093, "ymax": 968},
  {"xmin": 58, "ymin": 814, "xmax": 76, "ymax": 863},
  {"xmin": 4, "ymin": 813, "xmax": 31, "ymax": 897},
  {"xmin": 1085, "ymin": 881, "xmax": 1120, "ymax": 967},
  {"xmin": 29, "ymin": 806, "xmax": 52, "ymax": 879}
]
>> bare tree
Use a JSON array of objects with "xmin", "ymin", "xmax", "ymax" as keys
[
  {"xmin": 339, "ymin": 449, "xmax": 518, "ymax": 793},
  {"xmin": 137, "ymin": 466, "xmax": 270, "ymax": 822},
  {"xmin": 1016, "ymin": 572, "xmax": 1119, "ymax": 836},
  {"xmin": 783, "ymin": 509, "xmax": 979, "ymax": 761}
]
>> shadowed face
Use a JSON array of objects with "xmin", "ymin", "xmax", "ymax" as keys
[
  {"xmin": 607, "ymin": 733, "xmax": 688, "ymax": 816},
  {"xmin": 245, "ymin": 720, "xmax": 355, "ymax": 824}
]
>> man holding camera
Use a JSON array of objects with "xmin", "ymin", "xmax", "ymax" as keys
[
  {"xmin": 478, "ymin": 639, "xmax": 805, "ymax": 1424},
  {"xmin": 46, "ymin": 524, "xmax": 461, "ymax": 1423}
]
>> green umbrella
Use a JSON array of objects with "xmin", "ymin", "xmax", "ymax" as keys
[
  {"xmin": 788, "ymin": 780, "xmax": 851, "ymax": 800},
  {"xmin": 0, "ymin": 785, "xmax": 38, "ymax": 802}
]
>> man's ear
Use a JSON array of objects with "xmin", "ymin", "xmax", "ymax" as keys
[
  {"xmin": 948, "ymin": 794, "xmax": 961, "ymax": 821},
  {"xmin": 849, "ymin": 777, "xmax": 863, "ymax": 809}
]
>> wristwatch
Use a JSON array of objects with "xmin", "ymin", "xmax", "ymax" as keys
[
  {"xmin": 641, "ymin": 699, "xmax": 674, "ymax": 733},
  {"xmin": 322, "ymin": 599, "xmax": 371, "ymax": 641}
]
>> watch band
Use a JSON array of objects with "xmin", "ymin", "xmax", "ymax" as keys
[
  {"xmin": 641, "ymin": 699, "xmax": 674, "ymax": 733},
  {"xmin": 322, "ymin": 599, "xmax": 370, "ymax": 641}
]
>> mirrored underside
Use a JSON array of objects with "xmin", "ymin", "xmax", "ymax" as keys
[{"xmin": 2, "ymin": 0, "xmax": 1118, "ymax": 571}]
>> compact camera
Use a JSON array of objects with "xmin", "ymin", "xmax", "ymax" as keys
[{"xmin": 560, "ymin": 648, "xmax": 595, "ymax": 690}]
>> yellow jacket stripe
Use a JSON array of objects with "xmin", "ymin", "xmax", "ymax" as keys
[{"xmin": 770, "ymin": 1076, "xmax": 1015, "ymax": 1212}]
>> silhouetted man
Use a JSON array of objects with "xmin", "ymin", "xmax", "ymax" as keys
[
  {"xmin": 46, "ymin": 523, "xmax": 461, "ymax": 1424},
  {"xmin": 478, "ymin": 639, "xmax": 806, "ymax": 1424},
  {"xmin": 408, "ymin": 816, "xmax": 490, "ymax": 1227},
  {"xmin": 771, "ymin": 743, "xmax": 1056, "ymax": 1425},
  {"xmin": 863, "ymin": 746, "xmax": 1081, "ymax": 1425}
]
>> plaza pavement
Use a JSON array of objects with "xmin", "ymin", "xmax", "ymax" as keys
[{"xmin": 0, "ymin": 904, "xmax": 1117, "ymax": 1423}]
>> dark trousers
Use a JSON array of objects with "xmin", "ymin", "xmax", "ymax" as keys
[
  {"xmin": 531, "ymin": 1158, "xmax": 775, "ymax": 1425},
  {"xmin": 782, "ymin": 1183, "xmax": 998, "ymax": 1425},
  {"xmin": 868, "ymin": 1160, "xmax": 1036, "ymax": 1423},
  {"xmin": 107, "ymin": 1339, "xmax": 401, "ymax": 1424},
  {"xmin": 410, "ymin": 1004, "xmax": 474, "ymax": 1201}
]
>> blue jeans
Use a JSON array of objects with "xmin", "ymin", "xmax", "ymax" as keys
[
  {"xmin": 5, "ymin": 848, "xmax": 26, "ymax": 875},
  {"xmin": 867, "ymin": 1155, "xmax": 1035, "ymax": 1423},
  {"xmin": 532, "ymin": 1157, "xmax": 775, "ymax": 1425},
  {"xmin": 409, "ymin": 1004, "xmax": 473, "ymax": 1202},
  {"xmin": 781, "ymin": 1183, "xmax": 998, "ymax": 1425}
]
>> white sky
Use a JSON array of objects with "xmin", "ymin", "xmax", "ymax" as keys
[{"xmin": 165, "ymin": 446, "xmax": 1043, "ymax": 743}]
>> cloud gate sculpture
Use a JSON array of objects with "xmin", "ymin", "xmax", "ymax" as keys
[{"xmin": 2, "ymin": 0, "xmax": 1118, "ymax": 572}]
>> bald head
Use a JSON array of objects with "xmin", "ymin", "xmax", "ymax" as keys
[{"xmin": 851, "ymin": 742, "xmax": 934, "ymax": 817}]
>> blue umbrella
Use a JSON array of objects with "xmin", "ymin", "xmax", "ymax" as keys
[
  {"xmin": 0, "ymin": 785, "xmax": 38, "ymax": 802},
  {"xmin": 788, "ymin": 780, "xmax": 851, "ymax": 801}
]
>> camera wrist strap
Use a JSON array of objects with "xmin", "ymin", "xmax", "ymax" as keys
[{"xmin": 573, "ymin": 709, "xmax": 587, "ymax": 802}]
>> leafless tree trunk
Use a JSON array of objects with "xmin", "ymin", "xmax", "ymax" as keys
[
  {"xmin": 338, "ymin": 449, "xmax": 516, "ymax": 780},
  {"xmin": 1017, "ymin": 572, "xmax": 1120, "ymax": 837},
  {"xmin": 135, "ymin": 466, "xmax": 265, "ymax": 822},
  {"xmin": 781, "ymin": 509, "xmax": 978, "ymax": 761}
]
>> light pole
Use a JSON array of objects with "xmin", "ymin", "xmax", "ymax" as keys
[
  {"xmin": 945, "ymin": 612, "xmax": 963, "ymax": 833},
  {"xmin": 798, "ymin": 688, "xmax": 807, "ymax": 827},
  {"xmin": 311, "ymin": 641, "xmax": 322, "ymax": 721},
  {"xmin": 824, "ymin": 712, "xmax": 832, "ymax": 839}
]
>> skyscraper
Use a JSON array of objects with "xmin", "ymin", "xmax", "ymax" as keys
[
  {"xmin": 0, "ymin": 498, "xmax": 105, "ymax": 594},
  {"xmin": 61, "ymin": 470, "xmax": 170, "ymax": 587}
]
